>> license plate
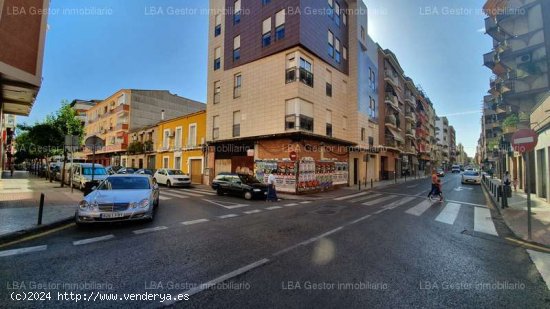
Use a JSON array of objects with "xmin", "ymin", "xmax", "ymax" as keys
[{"xmin": 101, "ymin": 212, "xmax": 124, "ymax": 219}]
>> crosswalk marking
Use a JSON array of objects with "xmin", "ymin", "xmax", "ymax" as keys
[
  {"xmin": 334, "ymin": 192, "xmax": 368, "ymax": 201},
  {"xmin": 218, "ymin": 214, "xmax": 238, "ymax": 219},
  {"xmin": 435, "ymin": 203, "xmax": 461, "ymax": 225},
  {"xmin": 159, "ymin": 196, "xmax": 172, "ymax": 201},
  {"xmin": 350, "ymin": 193, "xmax": 382, "ymax": 203},
  {"xmin": 527, "ymin": 250, "xmax": 550, "ymax": 290},
  {"xmin": 161, "ymin": 191, "xmax": 190, "ymax": 199},
  {"xmin": 244, "ymin": 209, "xmax": 262, "ymax": 214},
  {"xmin": 299, "ymin": 201, "xmax": 312, "ymax": 204},
  {"xmin": 0, "ymin": 245, "xmax": 47, "ymax": 257},
  {"xmin": 164, "ymin": 190, "xmax": 203, "ymax": 197},
  {"xmin": 182, "ymin": 219, "xmax": 209, "ymax": 226},
  {"xmin": 73, "ymin": 235, "xmax": 114, "ymax": 246},
  {"xmin": 362, "ymin": 195, "xmax": 397, "ymax": 206},
  {"xmin": 266, "ymin": 206, "xmax": 283, "ymax": 210},
  {"xmin": 405, "ymin": 200, "xmax": 433, "ymax": 216},
  {"xmin": 133, "ymin": 226, "xmax": 168, "ymax": 235},
  {"xmin": 474, "ymin": 207, "xmax": 498, "ymax": 236},
  {"xmin": 184, "ymin": 188, "xmax": 217, "ymax": 195},
  {"xmin": 384, "ymin": 196, "xmax": 417, "ymax": 210},
  {"xmin": 284, "ymin": 203, "xmax": 299, "ymax": 207}
]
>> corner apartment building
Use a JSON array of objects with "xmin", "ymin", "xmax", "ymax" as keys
[
  {"xmin": 482, "ymin": 0, "xmax": 550, "ymax": 182},
  {"xmin": 436, "ymin": 116, "xmax": 450, "ymax": 170},
  {"xmin": 0, "ymin": 0, "xmax": 49, "ymax": 172},
  {"xmin": 206, "ymin": 0, "xmax": 380, "ymax": 187},
  {"xmin": 124, "ymin": 124, "xmax": 157, "ymax": 170},
  {"xmin": 84, "ymin": 89, "xmax": 205, "ymax": 166},
  {"xmin": 70, "ymin": 99, "xmax": 100, "ymax": 126}
]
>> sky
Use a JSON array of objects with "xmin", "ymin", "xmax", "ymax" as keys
[{"xmin": 25, "ymin": 0, "xmax": 492, "ymax": 157}]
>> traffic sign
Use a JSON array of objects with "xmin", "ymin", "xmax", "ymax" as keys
[{"xmin": 511, "ymin": 129, "xmax": 538, "ymax": 153}]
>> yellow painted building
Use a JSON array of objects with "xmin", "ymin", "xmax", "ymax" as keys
[{"xmin": 155, "ymin": 110, "xmax": 206, "ymax": 184}]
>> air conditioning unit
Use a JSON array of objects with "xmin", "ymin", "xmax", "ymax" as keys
[{"xmin": 518, "ymin": 54, "xmax": 531, "ymax": 64}]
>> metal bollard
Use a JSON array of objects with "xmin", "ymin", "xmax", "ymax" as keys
[
  {"xmin": 371, "ymin": 179, "xmax": 373, "ymax": 189},
  {"xmin": 358, "ymin": 179, "xmax": 361, "ymax": 191},
  {"xmin": 37, "ymin": 193, "xmax": 45, "ymax": 225}
]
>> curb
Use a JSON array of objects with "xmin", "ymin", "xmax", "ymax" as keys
[
  {"xmin": 0, "ymin": 216, "xmax": 74, "ymax": 246},
  {"xmin": 481, "ymin": 179, "xmax": 550, "ymax": 251}
]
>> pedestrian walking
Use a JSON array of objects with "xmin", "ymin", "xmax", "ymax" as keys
[
  {"xmin": 434, "ymin": 179, "xmax": 444, "ymax": 202},
  {"xmin": 502, "ymin": 171, "xmax": 511, "ymax": 209},
  {"xmin": 427, "ymin": 169, "xmax": 439, "ymax": 200},
  {"xmin": 266, "ymin": 169, "xmax": 278, "ymax": 202}
]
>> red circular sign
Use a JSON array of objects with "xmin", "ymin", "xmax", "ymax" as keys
[
  {"xmin": 512, "ymin": 129, "xmax": 538, "ymax": 153},
  {"xmin": 289, "ymin": 151, "xmax": 297, "ymax": 161}
]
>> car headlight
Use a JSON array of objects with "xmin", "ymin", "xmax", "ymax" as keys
[
  {"xmin": 79, "ymin": 200, "xmax": 89, "ymax": 210},
  {"xmin": 139, "ymin": 198, "xmax": 150, "ymax": 208},
  {"xmin": 253, "ymin": 189, "xmax": 261, "ymax": 192}
]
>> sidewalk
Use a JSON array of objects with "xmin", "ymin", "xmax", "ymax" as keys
[
  {"xmin": 0, "ymin": 171, "xmax": 82, "ymax": 240},
  {"xmin": 482, "ymin": 176, "xmax": 550, "ymax": 247}
]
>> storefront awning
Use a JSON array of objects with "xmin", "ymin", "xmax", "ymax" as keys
[{"xmin": 387, "ymin": 128, "xmax": 405, "ymax": 143}]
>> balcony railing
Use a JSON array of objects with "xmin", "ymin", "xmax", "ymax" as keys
[
  {"xmin": 114, "ymin": 104, "xmax": 130, "ymax": 114},
  {"xmin": 384, "ymin": 70, "xmax": 398, "ymax": 86},
  {"xmin": 385, "ymin": 114, "xmax": 397, "ymax": 128},
  {"xmin": 285, "ymin": 67, "xmax": 314, "ymax": 88},
  {"xmin": 404, "ymin": 92, "xmax": 415, "ymax": 107},
  {"xmin": 384, "ymin": 94, "xmax": 400, "ymax": 112}
]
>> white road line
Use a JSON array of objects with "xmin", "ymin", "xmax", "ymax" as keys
[
  {"xmin": 435, "ymin": 203, "xmax": 461, "ymax": 225},
  {"xmin": 445, "ymin": 199, "xmax": 488, "ymax": 208},
  {"xmin": 373, "ymin": 209, "xmax": 387, "ymax": 215},
  {"xmin": 362, "ymin": 195, "xmax": 397, "ymax": 206},
  {"xmin": 73, "ymin": 235, "xmax": 114, "ymax": 246},
  {"xmin": 527, "ymin": 250, "xmax": 550, "ymax": 290},
  {"xmin": 350, "ymin": 214, "xmax": 372, "ymax": 224},
  {"xmin": 165, "ymin": 190, "xmax": 203, "ymax": 197},
  {"xmin": 266, "ymin": 206, "xmax": 283, "ymax": 210},
  {"xmin": 133, "ymin": 226, "xmax": 168, "ymax": 235},
  {"xmin": 350, "ymin": 193, "xmax": 382, "ymax": 203},
  {"xmin": 0, "ymin": 245, "xmax": 48, "ymax": 257},
  {"xmin": 161, "ymin": 191, "xmax": 190, "ymax": 199},
  {"xmin": 405, "ymin": 200, "xmax": 433, "ymax": 216},
  {"xmin": 218, "ymin": 214, "xmax": 238, "ymax": 219},
  {"xmin": 284, "ymin": 203, "xmax": 299, "ymax": 207},
  {"xmin": 159, "ymin": 196, "xmax": 172, "ymax": 201},
  {"xmin": 189, "ymin": 189, "xmax": 217, "ymax": 196},
  {"xmin": 181, "ymin": 219, "xmax": 210, "ymax": 226},
  {"xmin": 244, "ymin": 209, "xmax": 262, "ymax": 214},
  {"xmin": 299, "ymin": 201, "xmax": 312, "ymax": 204},
  {"xmin": 165, "ymin": 258, "xmax": 271, "ymax": 305},
  {"xmin": 384, "ymin": 196, "xmax": 417, "ymax": 210},
  {"xmin": 202, "ymin": 199, "xmax": 249, "ymax": 209},
  {"xmin": 407, "ymin": 184, "xmax": 419, "ymax": 188},
  {"xmin": 334, "ymin": 192, "xmax": 368, "ymax": 201},
  {"xmin": 474, "ymin": 207, "xmax": 498, "ymax": 236}
]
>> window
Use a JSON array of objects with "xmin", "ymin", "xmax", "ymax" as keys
[
  {"xmin": 234, "ymin": 0, "xmax": 241, "ymax": 24},
  {"xmin": 233, "ymin": 35, "xmax": 241, "ymax": 61},
  {"xmin": 334, "ymin": 2, "xmax": 340, "ymax": 26},
  {"xmin": 233, "ymin": 111, "xmax": 241, "ymax": 137},
  {"xmin": 327, "ymin": 0, "xmax": 334, "ymax": 19},
  {"xmin": 343, "ymin": 116, "xmax": 348, "ymax": 130},
  {"xmin": 175, "ymin": 157, "xmax": 181, "ymax": 170},
  {"xmin": 163, "ymin": 157, "xmax": 169, "ymax": 169},
  {"xmin": 343, "ymin": 46, "xmax": 347, "ymax": 60},
  {"xmin": 299, "ymin": 57, "xmax": 314, "ymax": 87},
  {"xmin": 213, "ymin": 81, "xmax": 221, "ymax": 104},
  {"xmin": 361, "ymin": 128, "xmax": 366, "ymax": 141},
  {"xmin": 368, "ymin": 136, "xmax": 374, "ymax": 147},
  {"xmin": 326, "ymin": 69, "xmax": 332, "ymax": 97},
  {"xmin": 262, "ymin": 0, "xmax": 271, "ymax": 5},
  {"xmin": 326, "ymin": 82, "xmax": 332, "ymax": 97},
  {"xmin": 328, "ymin": 31, "xmax": 334, "ymax": 58},
  {"xmin": 262, "ymin": 17, "xmax": 271, "ymax": 47},
  {"xmin": 286, "ymin": 99, "xmax": 314, "ymax": 132},
  {"xmin": 212, "ymin": 116, "xmax": 220, "ymax": 140},
  {"xmin": 175, "ymin": 127, "xmax": 183, "ymax": 149},
  {"xmin": 369, "ymin": 97, "xmax": 376, "ymax": 119},
  {"xmin": 214, "ymin": 47, "xmax": 221, "ymax": 70},
  {"xmin": 326, "ymin": 110, "xmax": 333, "ymax": 137},
  {"xmin": 188, "ymin": 124, "xmax": 197, "ymax": 147},
  {"xmin": 234, "ymin": 74, "xmax": 242, "ymax": 98},
  {"xmin": 163, "ymin": 129, "xmax": 170, "ymax": 149},
  {"xmin": 214, "ymin": 14, "xmax": 222, "ymax": 37},
  {"xmin": 275, "ymin": 9, "xmax": 285, "ymax": 40},
  {"xmin": 334, "ymin": 38, "xmax": 341, "ymax": 63},
  {"xmin": 361, "ymin": 26, "xmax": 366, "ymax": 41},
  {"xmin": 343, "ymin": 12, "xmax": 347, "ymax": 26}
]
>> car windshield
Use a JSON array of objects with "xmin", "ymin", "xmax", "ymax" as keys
[
  {"xmin": 167, "ymin": 170, "xmax": 184, "ymax": 175},
  {"xmin": 464, "ymin": 171, "xmax": 480, "ymax": 176},
  {"xmin": 239, "ymin": 174, "xmax": 261, "ymax": 184},
  {"xmin": 99, "ymin": 177, "xmax": 150, "ymax": 190},
  {"xmin": 82, "ymin": 167, "xmax": 107, "ymax": 175}
]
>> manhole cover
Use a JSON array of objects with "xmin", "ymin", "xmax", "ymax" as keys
[{"xmin": 316, "ymin": 210, "xmax": 336, "ymax": 215}]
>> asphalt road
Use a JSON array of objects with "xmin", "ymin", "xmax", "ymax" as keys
[{"xmin": 1, "ymin": 174, "xmax": 549, "ymax": 308}]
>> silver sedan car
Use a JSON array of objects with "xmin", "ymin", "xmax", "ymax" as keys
[{"xmin": 75, "ymin": 174, "xmax": 160, "ymax": 225}]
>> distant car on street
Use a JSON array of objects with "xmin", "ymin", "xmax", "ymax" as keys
[
  {"xmin": 436, "ymin": 168, "xmax": 445, "ymax": 177},
  {"xmin": 153, "ymin": 169, "xmax": 191, "ymax": 188},
  {"xmin": 75, "ymin": 174, "xmax": 159, "ymax": 226},
  {"xmin": 105, "ymin": 166, "xmax": 121, "ymax": 175},
  {"xmin": 212, "ymin": 173, "xmax": 268, "ymax": 200},
  {"xmin": 451, "ymin": 165, "xmax": 461, "ymax": 173},
  {"xmin": 134, "ymin": 169, "xmax": 154, "ymax": 176},
  {"xmin": 117, "ymin": 167, "xmax": 135, "ymax": 174},
  {"xmin": 461, "ymin": 170, "xmax": 481, "ymax": 185},
  {"xmin": 71, "ymin": 163, "xmax": 109, "ymax": 191}
]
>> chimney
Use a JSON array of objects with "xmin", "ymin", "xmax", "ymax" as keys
[{"xmin": 161, "ymin": 109, "xmax": 165, "ymax": 120}]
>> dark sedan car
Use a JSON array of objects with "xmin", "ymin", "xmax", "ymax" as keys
[{"xmin": 212, "ymin": 173, "xmax": 268, "ymax": 200}]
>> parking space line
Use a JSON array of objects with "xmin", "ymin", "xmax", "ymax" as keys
[
  {"xmin": 133, "ymin": 226, "xmax": 168, "ymax": 235},
  {"xmin": 243, "ymin": 209, "xmax": 262, "ymax": 214},
  {"xmin": 73, "ymin": 235, "xmax": 114, "ymax": 246},
  {"xmin": 181, "ymin": 219, "xmax": 210, "ymax": 226},
  {"xmin": 165, "ymin": 190, "xmax": 203, "ymax": 197},
  {"xmin": 218, "ymin": 214, "xmax": 239, "ymax": 219},
  {"xmin": 0, "ymin": 245, "xmax": 48, "ymax": 258}
]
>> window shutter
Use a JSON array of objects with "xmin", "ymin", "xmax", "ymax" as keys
[
  {"xmin": 275, "ymin": 9, "xmax": 285, "ymax": 27},
  {"xmin": 215, "ymin": 47, "xmax": 221, "ymax": 58},
  {"xmin": 286, "ymin": 99, "xmax": 298, "ymax": 115},
  {"xmin": 213, "ymin": 116, "xmax": 219, "ymax": 128},
  {"xmin": 328, "ymin": 0, "xmax": 333, "ymax": 7},
  {"xmin": 335, "ymin": 2, "xmax": 340, "ymax": 15},
  {"xmin": 215, "ymin": 14, "xmax": 221, "ymax": 26},
  {"xmin": 300, "ymin": 100, "xmax": 314, "ymax": 117},
  {"xmin": 233, "ymin": 111, "xmax": 241, "ymax": 125},
  {"xmin": 326, "ymin": 110, "xmax": 332, "ymax": 124},
  {"xmin": 335, "ymin": 38, "xmax": 340, "ymax": 51},
  {"xmin": 263, "ymin": 17, "xmax": 271, "ymax": 34},
  {"xmin": 234, "ymin": 36, "xmax": 240, "ymax": 49},
  {"xmin": 234, "ymin": 0, "xmax": 241, "ymax": 12},
  {"xmin": 328, "ymin": 31, "xmax": 334, "ymax": 45}
]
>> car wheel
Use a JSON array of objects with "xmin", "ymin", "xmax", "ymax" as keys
[
  {"xmin": 244, "ymin": 191, "xmax": 253, "ymax": 200},
  {"xmin": 166, "ymin": 180, "xmax": 172, "ymax": 188},
  {"xmin": 217, "ymin": 188, "xmax": 224, "ymax": 196}
]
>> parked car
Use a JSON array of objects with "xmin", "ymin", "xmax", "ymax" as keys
[
  {"xmin": 117, "ymin": 167, "xmax": 135, "ymax": 174},
  {"xmin": 462, "ymin": 170, "xmax": 481, "ymax": 185},
  {"xmin": 212, "ymin": 173, "xmax": 268, "ymax": 200},
  {"xmin": 451, "ymin": 165, "xmax": 461, "ymax": 173},
  {"xmin": 153, "ymin": 169, "xmax": 191, "ymax": 188},
  {"xmin": 436, "ymin": 168, "xmax": 445, "ymax": 177},
  {"xmin": 75, "ymin": 174, "xmax": 159, "ymax": 225},
  {"xmin": 135, "ymin": 169, "xmax": 154, "ymax": 176},
  {"xmin": 105, "ymin": 166, "xmax": 121, "ymax": 175},
  {"xmin": 72, "ymin": 163, "xmax": 109, "ymax": 191}
]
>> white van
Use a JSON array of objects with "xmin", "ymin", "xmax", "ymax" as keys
[
  {"xmin": 451, "ymin": 164, "xmax": 461, "ymax": 173},
  {"xmin": 71, "ymin": 163, "xmax": 108, "ymax": 190}
]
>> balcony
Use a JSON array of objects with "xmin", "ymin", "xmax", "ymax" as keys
[
  {"xmin": 405, "ymin": 129, "xmax": 415, "ymax": 139},
  {"xmin": 404, "ymin": 92, "xmax": 415, "ymax": 107},
  {"xmin": 113, "ymin": 104, "xmax": 130, "ymax": 115},
  {"xmin": 405, "ymin": 110, "xmax": 416, "ymax": 123},
  {"xmin": 115, "ymin": 123, "xmax": 129, "ymax": 131},
  {"xmin": 483, "ymin": 51, "xmax": 496, "ymax": 69},
  {"xmin": 286, "ymin": 67, "xmax": 314, "ymax": 88},
  {"xmin": 484, "ymin": 17, "xmax": 506, "ymax": 41},
  {"xmin": 384, "ymin": 70, "xmax": 399, "ymax": 87},
  {"xmin": 385, "ymin": 114, "xmax": 397, "ymax": 129},
  {"xmin": 384, "ymin": 93, "xmax": 401, "ymax": 112}
]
